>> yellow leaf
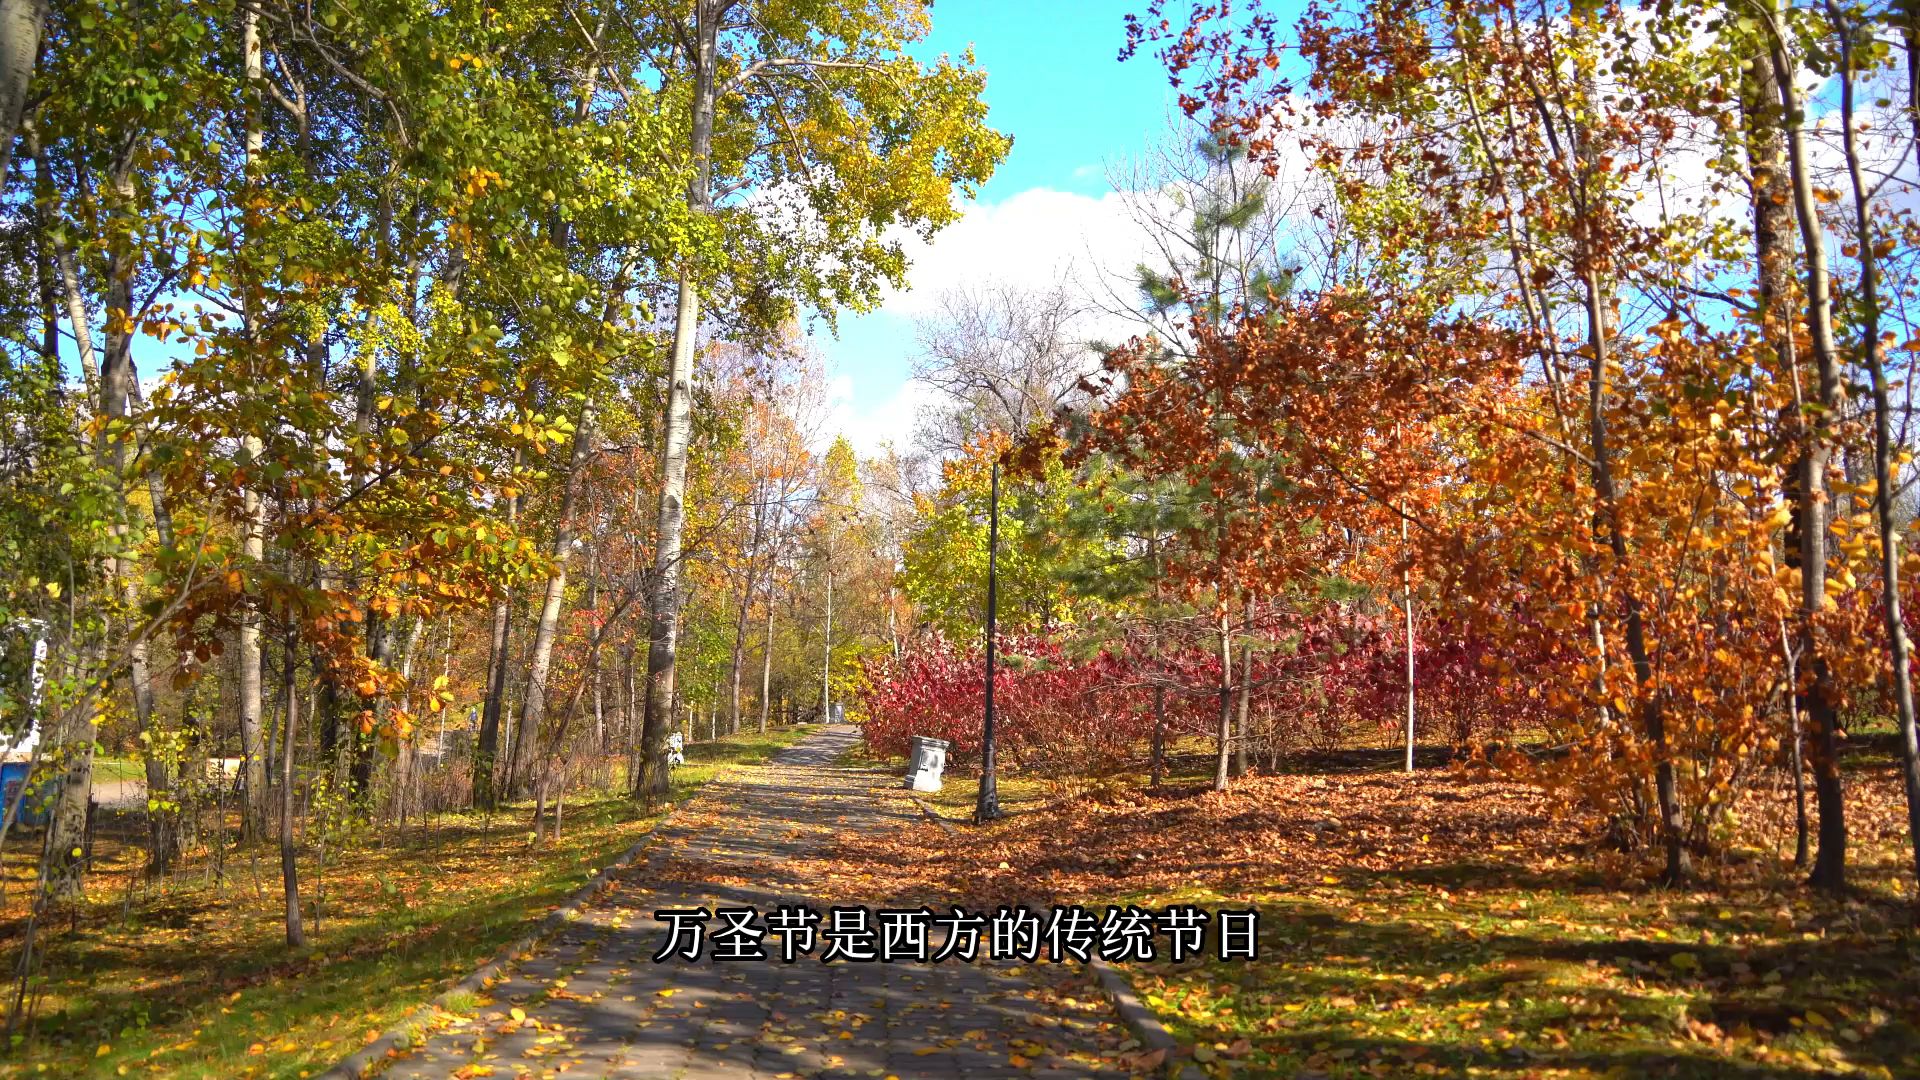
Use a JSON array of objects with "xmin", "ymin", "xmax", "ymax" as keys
[
  {"xmin": 97, "ymin": 1044, "xmax": 112, "ymax": 1057},
  {"xmin": 509, "ymin": 1007, "xmax": 526, "ymax": 1022}
]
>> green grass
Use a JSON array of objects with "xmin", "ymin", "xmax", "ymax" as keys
[
  {"xmin": 91, "ymin": 759, "xmax": 146, "ymax": 785},
  {"xmin": 908, "ymin": 770, "xmax": 1053, "ymax": 820},
  {"xmin": 2, "ymin": 724, "xmax": 817, "ymax": 1080},
  {"xmin": 680, "ymin": 724, "xmax": 819, "ymax": 770},
  {"xmin": 841, "ymin": 736, "xmax": 1056, "ymax": 820},
  {"xmin": 833, "ymin": 739, "xmax": 892, "ymax": 773},
  {"xmin": 1118, "ymin": 869, "xmax": 1920, "ymax": 1079}
]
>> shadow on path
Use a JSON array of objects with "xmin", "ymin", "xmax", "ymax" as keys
[{"xmin": 378, "ymin": 726, "xmax": 1140, "ymax": 1080}]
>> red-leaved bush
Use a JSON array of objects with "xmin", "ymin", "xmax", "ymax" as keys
[
  {"xmin": 858, "ymin": 635, "xmax": 1163, "ymax": 772},
  {"xmin": 861, "ymin": 609, "xmax": 1533, "ymax": 774}
]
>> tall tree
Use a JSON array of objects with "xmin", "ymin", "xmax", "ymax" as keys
[
  {"xmin": 508, "ymin": 406, "xmax": 596, "ymax": 800},
  {"xmin": 0, "ymin": 0, "xmax": 47, "ymax": 191},
  {"xmin": 633, "ymin": 0, "xmax": 1008, "ymax": 800},
  {"xmin": 1761, "ymin": 0, "xmax": 1852, "ymax": 889},
  {"xmin": 1832, "ymin": 0, "xmax": 1920, "ymax": 889},
  {"xmin": 911, "ymin": 280, "xmax": 1094, "ymax": 456}
]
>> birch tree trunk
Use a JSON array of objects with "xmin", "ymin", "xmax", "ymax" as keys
[
  {"xmin": 1837, "ymin": 30, "xmax": 1920, "ymax": 889},
  {"xmin": 236, "ymin": 464, "xmax": 268, "ymax": 838},
  {"xmin": 729, "ymin": 478, "xmax": 766, "ymax": 735},
  {"xmin": 1402, "ymin": 512, "xmax": 1416, "ymax": 774},
  {"xmin": 1769, "ymin": 14, "xmax": 1849, "ymax": 890},
  {"xmin": 759, "ymin": 580, "xmax": 774, "ymax": 733},
  {"xmin": 279, "ymin": 614, "xmax": 305, "ymax": 947},
  {"xmin": 821, "ymin": 561, "xmax": 833, "ymax": 721},
  {"xmin": 44, "ymin": 147, "xmax": 140, "ymax": 896},
  {"xmin": 1213, "ymin": 604, "xmax": 1233, "ymax": 792},
  {"xmin": 392, "ymin": 617, "xmax": 426, "ymax": 824},
  {"xmin": 1583, "ymin": 264, "xmax": 1686, "ymax": 883},
  {"xmin": 0, "ymin": 0, "xmax": 48, "ymax": 194},
  {"xmin": 508, "ymin": 403, "xmax": 595, "ymax": 800},
  {"xmin": 1148, "ymin": 531, "xmax": 1166, "ymax": 788},
  {"xmin": 36, "ymin": 126, "xmax": 179, "ymax": 872},
  {"xmin": 474, "ymin": 454, "xmax": 521, "ymax": 809},
  {"xmin": 1542, "ymin": 57, "xmax": 1688, "ymax": 881},
  {"xmin": 1745, "ymin": 43, "xmax": 1812, "ymax": 870},
  {"xmin": 1233, "ymin": 635, "xmax": 1252, "ymax": 779},
  {"xmin": 639, "ymin": 0, "xmax": 719, "ymax": 801},
  {"xmin": 586, "ymin": 537, "xmax": 604, "ymax": 750},
  {"xmin": 232, "ymin": 5, "xmax": 270, "ymax": 841}
]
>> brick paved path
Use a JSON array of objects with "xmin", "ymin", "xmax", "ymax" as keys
[{"xmin": 380, "ymin": 726, "xmax": 1140, "ymax": 1080}]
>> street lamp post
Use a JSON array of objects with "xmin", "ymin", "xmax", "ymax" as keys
[
  {"xmin": 821, "ymin": 559, "xmax": 833, "ymax": 724},
  {"xmin": 975, "ymin": 460, "xmax": 1002, "ymax": 823}
]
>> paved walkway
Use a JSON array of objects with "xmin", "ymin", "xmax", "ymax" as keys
[{"xmin": 380, "ymin": 726, "xmax": 1140, "ymax": 1079}]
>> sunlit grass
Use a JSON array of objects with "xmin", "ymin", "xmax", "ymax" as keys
[{"xmin": 0, "ymin": 724, "xmax": 815, "ymax": 1080}]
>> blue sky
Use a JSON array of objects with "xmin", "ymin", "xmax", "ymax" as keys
[
  {"xmin": 919, "ymin": 1, "xmax": 1172, "ymax": 198},
  {"xmin": 817, "ymin": 0, "xmax": 1189, "ymax": 450}
]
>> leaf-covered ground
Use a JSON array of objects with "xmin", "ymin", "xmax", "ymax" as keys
[
  {"xmin": 0, "ymin": 726, "xmax": 815, "ymax": 1079},
  {"xmin": 379, "ymin": 726, "xmax": 1145, "ymax": 1080},
  {"xmin": 813, "ymin": 749, "xmax": 1920, "ymax": 1079}
]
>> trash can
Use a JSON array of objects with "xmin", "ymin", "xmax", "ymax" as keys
[
  {"xmin": 0, "ymin": 761, "xmax": 50, "ymax": 828},
  {"xmin": 902, "ymin": 736, "xmax": 950, "ymax": 792}
]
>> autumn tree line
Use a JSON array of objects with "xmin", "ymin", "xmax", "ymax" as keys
[
  {"xmin": 861, "ymin": 0, "xmax": 1920, "ymax": 895},
  {"xmin": 0, "ymin": 0, "xmax": 1002, "ymax": 950},
  {"xmin": 4, "ymin": 0, "xmax": 1920, "ymax": 978}
]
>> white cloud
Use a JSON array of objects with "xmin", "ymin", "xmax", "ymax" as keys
[
  {"xmin": 812, "ymin": 157, "xmax": 1343, "ymax": 459},
  {"xmin": 821, "ymin": 370, "xmax": 933, "ymax": 459},
  {"xmin": 873, "ymin": 186, "xmax": 1163, "ymax": 322},
  {"xmin": 810, "ymin": 185, "xmax": 1172, "ymax": 460}
]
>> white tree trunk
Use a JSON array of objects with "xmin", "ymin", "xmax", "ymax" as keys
[
  {"xmin": 638, "ymin": 1, "xmax": 719, "ymax": 798},
  {"xmin": 234, "ymin": 8, "xmax": 268, "ymax": 841},
  {"xmin": 0, "ymin": 0, "xmax": 48, "ymax": 194},
  {"xmin": 508, "ymin": 403, "xmax": 594, "ymax": 799}
]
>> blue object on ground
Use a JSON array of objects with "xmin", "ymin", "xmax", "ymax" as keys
[{"xmin": 0, "ymin": 760, "xmax": 51, "ymax": 828}]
